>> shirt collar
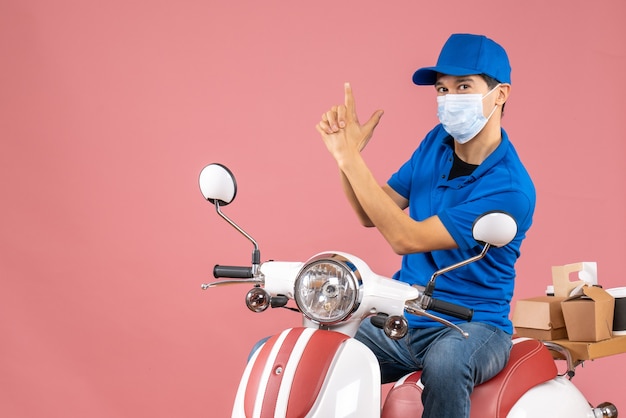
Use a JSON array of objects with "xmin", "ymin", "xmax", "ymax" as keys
[{"xmin": 439, "ymin": 128, "xmax": 510, "ymax": 184}]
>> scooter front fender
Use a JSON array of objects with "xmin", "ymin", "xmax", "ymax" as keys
[{"xmin": 233, "ymin": 327, "xmax": 381, "ymax": 418}]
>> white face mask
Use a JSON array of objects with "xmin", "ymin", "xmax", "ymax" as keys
[{"xmin": 437, "ymin": 85, "xmax": 500, "ymax": 144}]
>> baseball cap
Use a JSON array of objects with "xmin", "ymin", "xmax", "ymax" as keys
[{"xmin": 412, "ymin": 34, "xmax": 511, "ymax": 85}]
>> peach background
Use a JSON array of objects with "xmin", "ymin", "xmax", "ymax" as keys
[{"xmin": 1, "ymin": 0, "xmax": 625, "ymax": 417}]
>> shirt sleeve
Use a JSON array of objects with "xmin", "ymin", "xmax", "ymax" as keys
[
  {"xmin": 438, "ymin": 189, "xmax": 534, "ymax": 251},
  {"xmin": 387, "ymin": 158, "xmax": 413, "ymax": 199},
  {"xmin": 387, "ymin": 132, "xmax": 434, "ymax": 199}
]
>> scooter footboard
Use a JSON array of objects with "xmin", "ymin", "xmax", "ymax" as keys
[{"xmin": 232, "ymin": 327, "xmax": 381, "ymax": 418}]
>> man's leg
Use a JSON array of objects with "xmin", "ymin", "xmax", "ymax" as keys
[
  {"xmin": 420, "ymin": 322, "xmax": 512, "ymax": 418},
  {"xmin": 355, "ymin": 319, "xmax": 430, "ymax": 383}
]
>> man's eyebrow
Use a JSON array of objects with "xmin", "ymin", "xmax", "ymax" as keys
[{"xmin": 435, "ymin": 76, "xmax": 477, "ymax": 87}]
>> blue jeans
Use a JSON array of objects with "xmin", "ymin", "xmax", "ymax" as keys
[{"xmin": 355, "ymin": 320, "xmax": 512, "ymax": 418}]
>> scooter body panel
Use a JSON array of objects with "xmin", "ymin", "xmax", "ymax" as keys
[
  {"xmin": 507, "ymin": 376, "xmax": 595, "ymax": 418},
  {"xmin": 232, "ymin": 327, "xmax": 381, "ymax": 418},
  {"xmin": 305, "ymin": 337, "xmax": 380, "ymax": 418}
]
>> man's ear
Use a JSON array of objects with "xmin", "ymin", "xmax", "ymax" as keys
[{"xmin": 496, "ymin": 83, "xmax": 511, "ymax": 105}]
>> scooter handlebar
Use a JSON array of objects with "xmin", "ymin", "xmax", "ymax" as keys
[
  {"xmin": 213, "ymin": 265, "xmax": 254, "ymax": 279},
  {"xmin": 427, "ymin": 298, "xmax": 474, "ymax": 321}
]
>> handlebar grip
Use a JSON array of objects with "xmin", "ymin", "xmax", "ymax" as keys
[
  {"xmin": 370, "ymin": 313, "xmax": 389, "ymax": 329},
  {"xmin": 213, "ymin": 265, "xmax": 253, "ymax": 279},
  {"xmin": 427, "ymin": 298, "xmax": 474, "ymax": 321}
]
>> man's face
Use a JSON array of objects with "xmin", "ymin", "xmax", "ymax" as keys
[{"xmin": 434, "ymin": 74, "xmax": 498, "ymax": 118}]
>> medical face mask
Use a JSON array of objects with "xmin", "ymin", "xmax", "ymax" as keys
[{"xmin": 437, "ymin": 85, "xmax": 500, "ymax": 144}]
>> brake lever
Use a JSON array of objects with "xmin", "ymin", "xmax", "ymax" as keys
[
  {"xmin": 405, "ymin": 300, "xmax": 469, "ymax": 338},
  {"xmin": 201, "ymin": 278, "xmax": 264, "ymax": 289}
]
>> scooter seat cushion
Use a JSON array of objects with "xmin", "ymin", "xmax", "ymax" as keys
[{"xmin": 382, "ymin": 338, "xmax": 558, "ymax": 418}]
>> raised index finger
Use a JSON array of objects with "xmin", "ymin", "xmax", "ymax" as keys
[{"xmin": 344, "ymin": 82, "xmax": 357, "ymax": 118}]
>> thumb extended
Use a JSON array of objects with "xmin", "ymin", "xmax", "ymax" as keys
[{"xmin": 363, "ymin": 110, "xmax": 384, "ymax": 131}]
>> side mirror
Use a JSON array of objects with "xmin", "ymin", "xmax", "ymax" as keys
[
  {"xmin": 472, "ymin": 211, "xmax": 517, "ymax": 248},
  {"xmin": 423, "ymin": 211, "xmax": 517, "ymax": 299},
  {"xmin": 198, "ymin": 163, "xmax": 261, "ymax": 278},
  {"xmin": 199, "ymin": 163, "xmax": 237, "ymax": 206}
]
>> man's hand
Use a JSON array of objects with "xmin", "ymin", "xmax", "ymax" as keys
[{"xmin": 316, "ymin": 83, "xmax": 384, "ymax": 160}]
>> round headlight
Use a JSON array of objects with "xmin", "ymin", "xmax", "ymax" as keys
[{"xmin": 294, "ymin": 254, "xmax": 361, "ymax": 324}]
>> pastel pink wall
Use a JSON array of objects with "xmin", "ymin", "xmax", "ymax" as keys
[{"xmin": 1, "ymin": 0, "xmax": 625, "ymax": 416}]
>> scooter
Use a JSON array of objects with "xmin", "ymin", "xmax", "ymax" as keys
[{"xmin": 198, "ymin": 163, "xmax": 618, "ymax": 418}]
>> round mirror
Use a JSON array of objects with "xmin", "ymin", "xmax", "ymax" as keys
[
  {"xmin": 198, "ymin": 163, "xmax": 237, "ymax": 206},
  {"xmin": 472, "ymin": 211, "xmax": 517, "ymax": 248}
]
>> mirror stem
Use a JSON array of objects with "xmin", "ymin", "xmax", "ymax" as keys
[
  {"xmin": 424, "ymin": 243, "xmax": 491, "ymax": 297},
  {"xmin": 215, "ymin": 201, "xmax": 261, "ymax": 274}
]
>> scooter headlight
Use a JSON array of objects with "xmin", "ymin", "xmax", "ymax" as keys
[{"xmin": 294, "ymin": 253, "xmax": 361, "ymax": 324}]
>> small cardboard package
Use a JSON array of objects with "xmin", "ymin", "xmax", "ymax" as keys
[
  {"xmin": 512, "ymin": 296, "xmax": 568, "ymax": 340},
  {"xmin": 561, "ymin": 285, "xmax": 615, "ymax": 342},
  {"xmin": 551, "ymin": 262, "xmax": 597, "ymax": 297}
]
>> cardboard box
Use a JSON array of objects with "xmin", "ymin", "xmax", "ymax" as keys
[
  {"xmin": 551, "ymin": 262, "xmax": 596, "ymax": 297},
  {"xmin": 515, "ymin": 326, "xmax": 568, "ymax": 341},
  {"xmin": 549, "ymin": 335, "xmax": 626, "ymax": 362},
  {"xmin": 512, "ymin": 296, "xmax": 568, "ymax": 340},
  {"xmin": 561, "ymin": 286, "xmax": 615, "ymax": 342}
]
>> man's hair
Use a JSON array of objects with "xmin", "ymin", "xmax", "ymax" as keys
[{"xmin": 481, "ymin": 74, "xmax": 506, "ymax": 115}]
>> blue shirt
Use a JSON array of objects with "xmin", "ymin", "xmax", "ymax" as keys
[{"xmin": 388, "ymin": 124, "xmax": 536, "ymax": 333}]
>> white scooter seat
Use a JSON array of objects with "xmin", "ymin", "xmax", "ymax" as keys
[{"xmin": 381, "ymin": 338, "xmax": 558, "ymax": 418}]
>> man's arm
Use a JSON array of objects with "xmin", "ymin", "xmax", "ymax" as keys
[
  {"xmin": 341, "ymin": 170, "xmax": 408, "ymax": 228},
  {"xmin": 339, "ymin": 171, "xmax": 373, "ymax": 226},
  {"xmin": 339, "ymin": 150, "xmax": 456, "ymax": 254},
  {"xmin": 317, "ymin": 83, "xmax": 457, "ymax": 254}
]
